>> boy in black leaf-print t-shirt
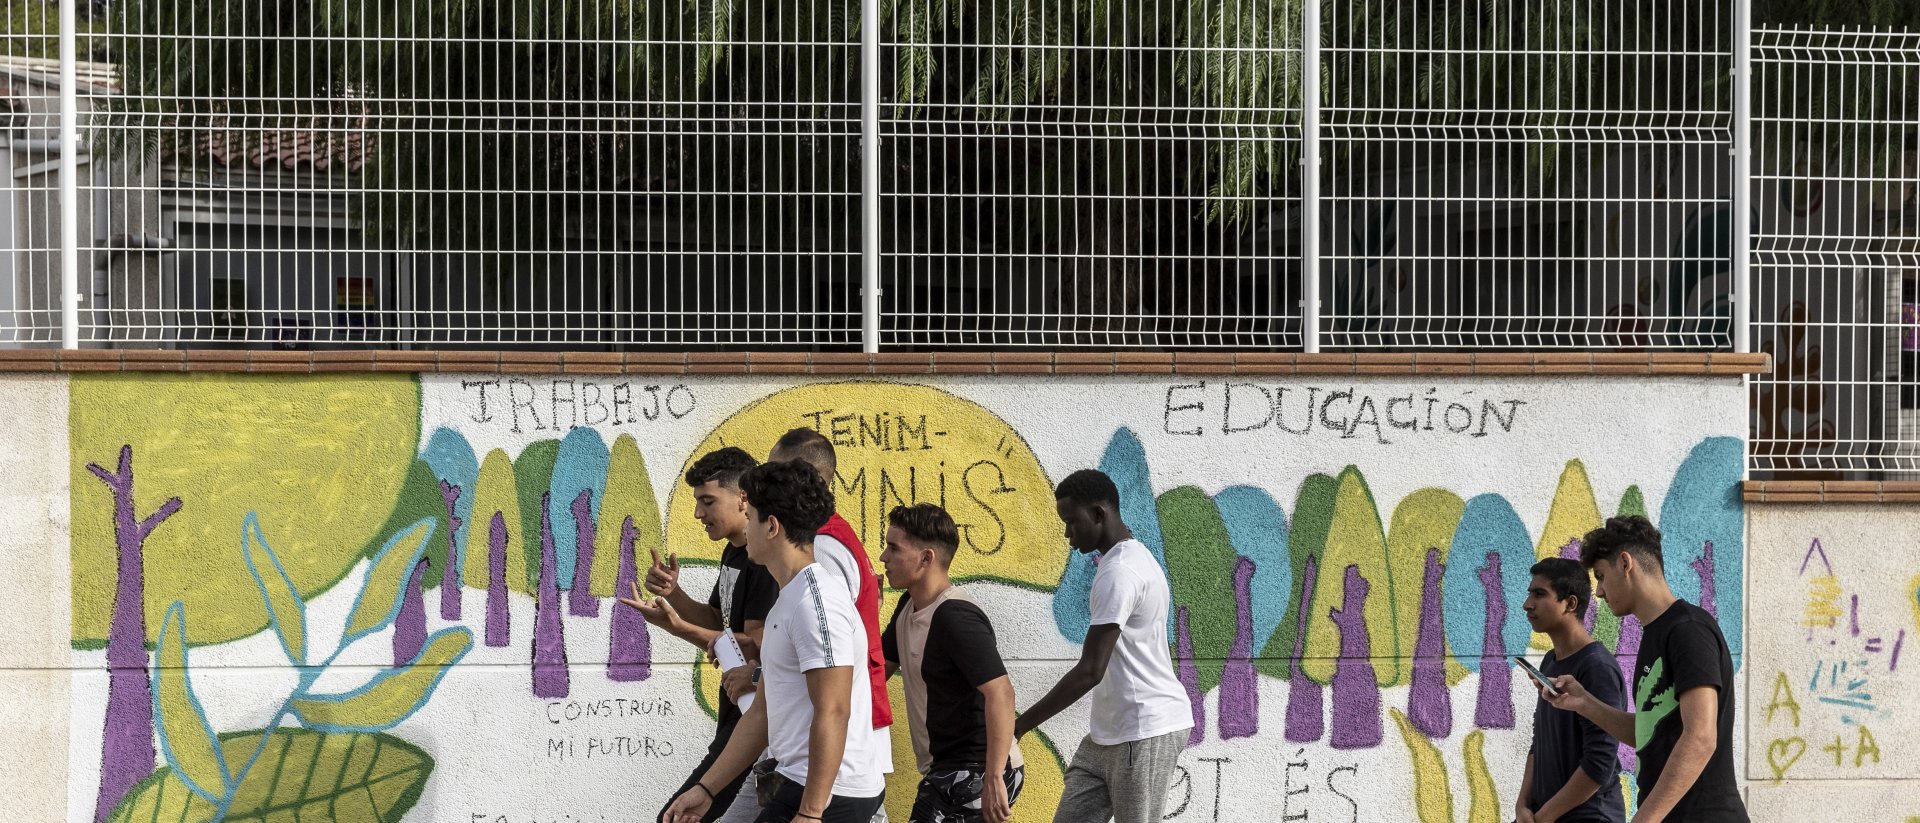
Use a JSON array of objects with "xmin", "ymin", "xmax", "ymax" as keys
[
  {"xmin": 1543, "ymin": 515, "xmax": 1748, "ymax": 823},
  {"xmin": 1631, "ymin": 600, "xmax": 1745, "ymax": 821}
]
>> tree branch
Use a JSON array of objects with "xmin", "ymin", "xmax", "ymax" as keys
[{"xmin": 137, "ymin": 497, "xmax": 183, "ymax": 538}]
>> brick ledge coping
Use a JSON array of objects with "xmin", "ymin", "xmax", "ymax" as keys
[
  {"xmin": 0, "ymin": 350, "xmax": 1771, "ymax": 376},
  {"xmin": 1743, "ymin": 481, "xmax": 1920, "ymax": 504}
]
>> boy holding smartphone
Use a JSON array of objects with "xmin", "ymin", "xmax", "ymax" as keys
[{"xmin": 1517, "ymin": 558, "xmax": 1625, "ymax": 823}]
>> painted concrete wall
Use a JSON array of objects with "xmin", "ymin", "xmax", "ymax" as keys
[
  {"xmin": 3, "ymin": 372, "xmax": 1765, "ymax": 822},
  {"xmin": 1745, "ymin": 505, "xmax": 1920, "ymax": 822}
]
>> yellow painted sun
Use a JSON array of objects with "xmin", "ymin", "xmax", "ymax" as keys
[{"xmin": 665, "ymin": 381, "xmax": 1063, "ymax": 589}]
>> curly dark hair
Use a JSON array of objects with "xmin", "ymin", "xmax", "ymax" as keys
[
  {"xmin": 739, "ymin": 459, "xmax": 836, "ymax": 546},
  {"xmin": 1054, "ymin": 469, "xmax": 1121, "ymax": 509},
  {"xmin": 1578, "ymin": 514, "xmax": 1664, "ymax": 571},
  {"xmin": 685, "ymin": 446, "xmax": 757, "ymax": 489},
  {"xmin": 888, "ymin": 503, "xmax": 961, "ymax": 565}
]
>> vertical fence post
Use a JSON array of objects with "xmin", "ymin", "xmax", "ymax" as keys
[
  {"xmin": 859, "ymin": 0, "xmax": 882, "ymax": 353},
  {"xmin": 57, "ymin": 0, "xmax": 80, "ymax": 349},
  {"xmin": 1300, "ymin": 0, "xmax": 1322, "ymax": 354},
  {"xmin": 1732, "ymin": 0, "xmax": 1752, "ymax": 354}
]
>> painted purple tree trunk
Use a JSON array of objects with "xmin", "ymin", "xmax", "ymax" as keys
[
  {"xmin": 394, "ymin": 559, "xmax": 428, "ymax": 665},
  {"xmin": 1615, "ymin": 614, "xmax": 1643, "ymax": 772},
  {"xmin": 568, "ymin": 490, "xmax": 599, "ymax": 617},
  {"xmin": 533, "ymin": 494, "xmax": 571, "ymax": 698},
  {"xmin": 1285, "ymin": 555, "xmax": 1324, "ymax": 743},
  {"xmin": 1329, "ymin": 565, "xmax": 1381, "ymax": 749},
  {"xmin": 486, "ymin": 511, "xmax": 510, "ymax": 648},
  {"xmin": 1219, "ymin": 556, "xmax": 1259, "ymax": 740},
  {"xmin": 88, "ymin": 445, "xmax": 182, "ymax": 823},
  {"xmin": 1476, "ymin": 552, "xmax": 1514, "ymax": 728},
  {"xmin": 439, "ymin": 481, "xmax": 463, "ymax": 620},
  {"xmin": 1408, "ymin": 548, "xmax": 1451, "ymax": 738},
  {"xmin": 1692, "ymin": 540, "xmax": 1717, "ymax": 617},
  {"xmin": 1175, "ymin": 606, "xmax": 1205, "ymax": 746},
  {"xmin": 608, "ymin": 516, "xmax": 651, "ymax": 681}
]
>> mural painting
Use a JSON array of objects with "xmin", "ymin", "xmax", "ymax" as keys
[
  {"xmin": 1746, "ymin": 509, "xmax": 1920, "ymax": 791},
  {"xmin": 66, "ymin": 373, "xmax": 1746, "ymax": 822}
]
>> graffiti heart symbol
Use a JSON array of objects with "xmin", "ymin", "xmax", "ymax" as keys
[{"xmin": 1767, "ymin": 737, "xmax": 1806, "ymax": 782}]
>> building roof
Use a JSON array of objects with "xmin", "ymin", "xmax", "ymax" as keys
[{"xmin": 1, "ymin": 55, "xmax": 372, "ymax": 173}]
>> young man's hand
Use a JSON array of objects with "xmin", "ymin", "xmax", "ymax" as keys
[
  {"xmin": 722, "ymin": 665, "xmax": 758, "ymax": 702},
  {"xmin": 661, "ymin": 784, "xmax": 713, "ymax": 823},
  {"xmin": 1541, "ymin": 674, "xmax": 1593, "ymax": 715},
  {"xmin": 645, "ymin": 549, "xmax": 682, "ymax": 599},
  {"xmin": 1514, "ymin": 806, "xmax": 1537, "ymax": 823},
  {"xmin": 981, "ymin": 771, "xmax": 1013, "ymax": 823},
  {"xmin": 619, "ymin": 580, "xmax": 691, "ymax": 635}
]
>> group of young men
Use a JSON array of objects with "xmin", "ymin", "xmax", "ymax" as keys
[
  {"xmin": 1519, "ymin": 515, "xmax": 1748, "ymax": 823},
  {"xmin": 619, "ymin": 426, "xmax": 1747, "ymax": 823}
]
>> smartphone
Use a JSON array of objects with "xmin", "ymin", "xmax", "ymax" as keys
[{"xmin": 1513, "ymin": 655, "xmax": 1561, "ymax": 698}]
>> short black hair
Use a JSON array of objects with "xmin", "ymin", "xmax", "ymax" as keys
[
  {"xmin": 739, "ymin": 459, "xmax": 836, "ymax": 546},
  {"xmin": 1054, "ymin": 469, "xmax": 1121, "ymax": 510},
  {"xmin": 771, "ymin": 427, "xmax": 836, "ymax": 481},
  {"xmin": 889, "ymin": 504, "xmax": 961, "ymax": 566},
  {"xmin": 1529, "ymin": 557, "xmax": 1592, "ymax": 621},
  {"xmin": 685, "ymin": 446, "xmax": 757, "ymax": 489},
  {"xmin": 1579, "ymin": 514, "xmax": 1664, "ymax": 571}
]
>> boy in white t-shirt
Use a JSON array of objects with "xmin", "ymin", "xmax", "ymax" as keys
[
  {"xmin": 664, "ymin": 460, "xmax": 887, "ymax": 823},
  {"xmin": 1013, "ymin": 470, "xmax": 1191, "ymax": 823}
]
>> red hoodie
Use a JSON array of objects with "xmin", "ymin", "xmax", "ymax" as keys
[{"xmin": 816, "ymin": 513, "xmax": 894, "ymax": 729}]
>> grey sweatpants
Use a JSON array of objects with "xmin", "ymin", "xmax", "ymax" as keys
[{"xmin": 1051, "ymin": 729, "xmax": 1186, "ymax": 823}]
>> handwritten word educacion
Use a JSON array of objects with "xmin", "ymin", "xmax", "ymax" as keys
[
  {"xmin": 1163, "ymin": 382, "xmax": 1526, "ymax": 444},
  {"xmin": 462, "ymin": 379, "xmax": 696, "ymax": 433}
]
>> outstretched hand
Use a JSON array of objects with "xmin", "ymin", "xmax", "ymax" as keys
[
  {"xmin": 645, "ymin": 548, "xmax": 681, "ymax": 599},
  {"xmin": 618, "ymin": 579, "xmax": 688, "ymax": 634}
]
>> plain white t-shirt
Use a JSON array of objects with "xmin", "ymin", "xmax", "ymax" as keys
[
  {"xmin": 1087, "ymin": 539, "xmax": 1194, "ymax": 745},
  {"xmin": 762, "ymin": 563, "xmax": 886, "ymax": 798}
]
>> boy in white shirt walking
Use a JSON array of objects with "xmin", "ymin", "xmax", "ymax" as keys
[
  {"xmin": 1014, "ymin": 470, "xmax": 1191, "ymax": 823},
  {"xmin": 662, "ymin": 460, "xmax": 888, "ymax": 823}
]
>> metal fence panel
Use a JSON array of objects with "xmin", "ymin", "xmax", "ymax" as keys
[
  {"xmin": 1751, "ymin": 27, "xmax": 1920, "ymax": 477},
  {"xmin": 1319, "ymin": 1, "xmax": 1739, "ymax": 350}
]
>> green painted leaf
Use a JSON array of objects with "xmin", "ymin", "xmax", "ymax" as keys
[
  {"xmin": 292, "ymin": 628, "xmax": 474, "ymax": 733},
  {"xmin": 154, "ymin": 602, "xmax": 231, "ymax": 801},
  {"xmin": 107, "ymin": 729, "xmax": 432, "ymax": 823},
  {"xmin": 343, "ymin": 519, "xmax": 436, "ymax": 642},
  {"xmin": 241, "ymin": 514, "xmax": 308, "ymax": 666}
]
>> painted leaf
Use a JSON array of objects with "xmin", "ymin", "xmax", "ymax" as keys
[
  {"xmin": 342, "ymin": 519, "xmax": 436, "ymax": 643},
  {"xmin": 153, "ymin": 602, "xmax": 230, "ymax": 802},
  {"xmin": 292, "ymin": 628, "xmax": 474, "ymax": 733},
  {"xmin": 1390, "ymin": 708, "xmax": 1454, "ymax": 823},
  {"xmin": 1463, "ymin": 730, "xmax": 1501, "ymax": 823},
  {"xmin": 241, "ymin": 514, "xmax": 307, "ymax": 666},
  {"xmin": 104, "ymin": 729, "xmax": 432, "ymax": 823}
]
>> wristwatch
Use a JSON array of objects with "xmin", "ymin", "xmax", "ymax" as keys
[{"xmin": 750, "ymin": 666, "xmax": 762, "ymax": 685}]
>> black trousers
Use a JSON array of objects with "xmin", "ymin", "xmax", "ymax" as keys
[
  {"xmin": 753, "ymin": 776, "xmax": 884, "ymax": 823},
  {"xmin": 659, "ymin": 715, "xmax": 750, "ymax": 823}
]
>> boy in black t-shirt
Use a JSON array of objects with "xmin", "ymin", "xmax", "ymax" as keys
[
  {"xmin": 1518, "ymin": 558, "xmax": 1625, "ymax": 823},
  {"xmin": 1543, "ymin": 516, "xmax": 1748, "ymax": 823},
  {"xmin": 877, "ymin": 504, "xmax": 1023, "ymax": 823},
  {"xmin": 620, "ymin": 447, "xmax": 779, "ymax": 823}
]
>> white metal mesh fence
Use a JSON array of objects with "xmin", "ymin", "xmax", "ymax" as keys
[
  {"xmin": 1751, "ymin": 27, "xmax": 1920, "ymax": 478},
  {"xmin": 877, "ymin": 0, "xmax": 1305, "ymax": 348},
  {"xmin": 1319, "ymin": 2, "xmax": 1738, "ymax": 350},
  {"xmin": 5, "ymin": 5, "xmax": 1920, "ymax": 470}
]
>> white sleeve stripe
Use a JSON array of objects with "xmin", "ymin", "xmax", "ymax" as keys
[{"xmin": 801, "ymin": 568, "xmax": 835, "ymax": 667}]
